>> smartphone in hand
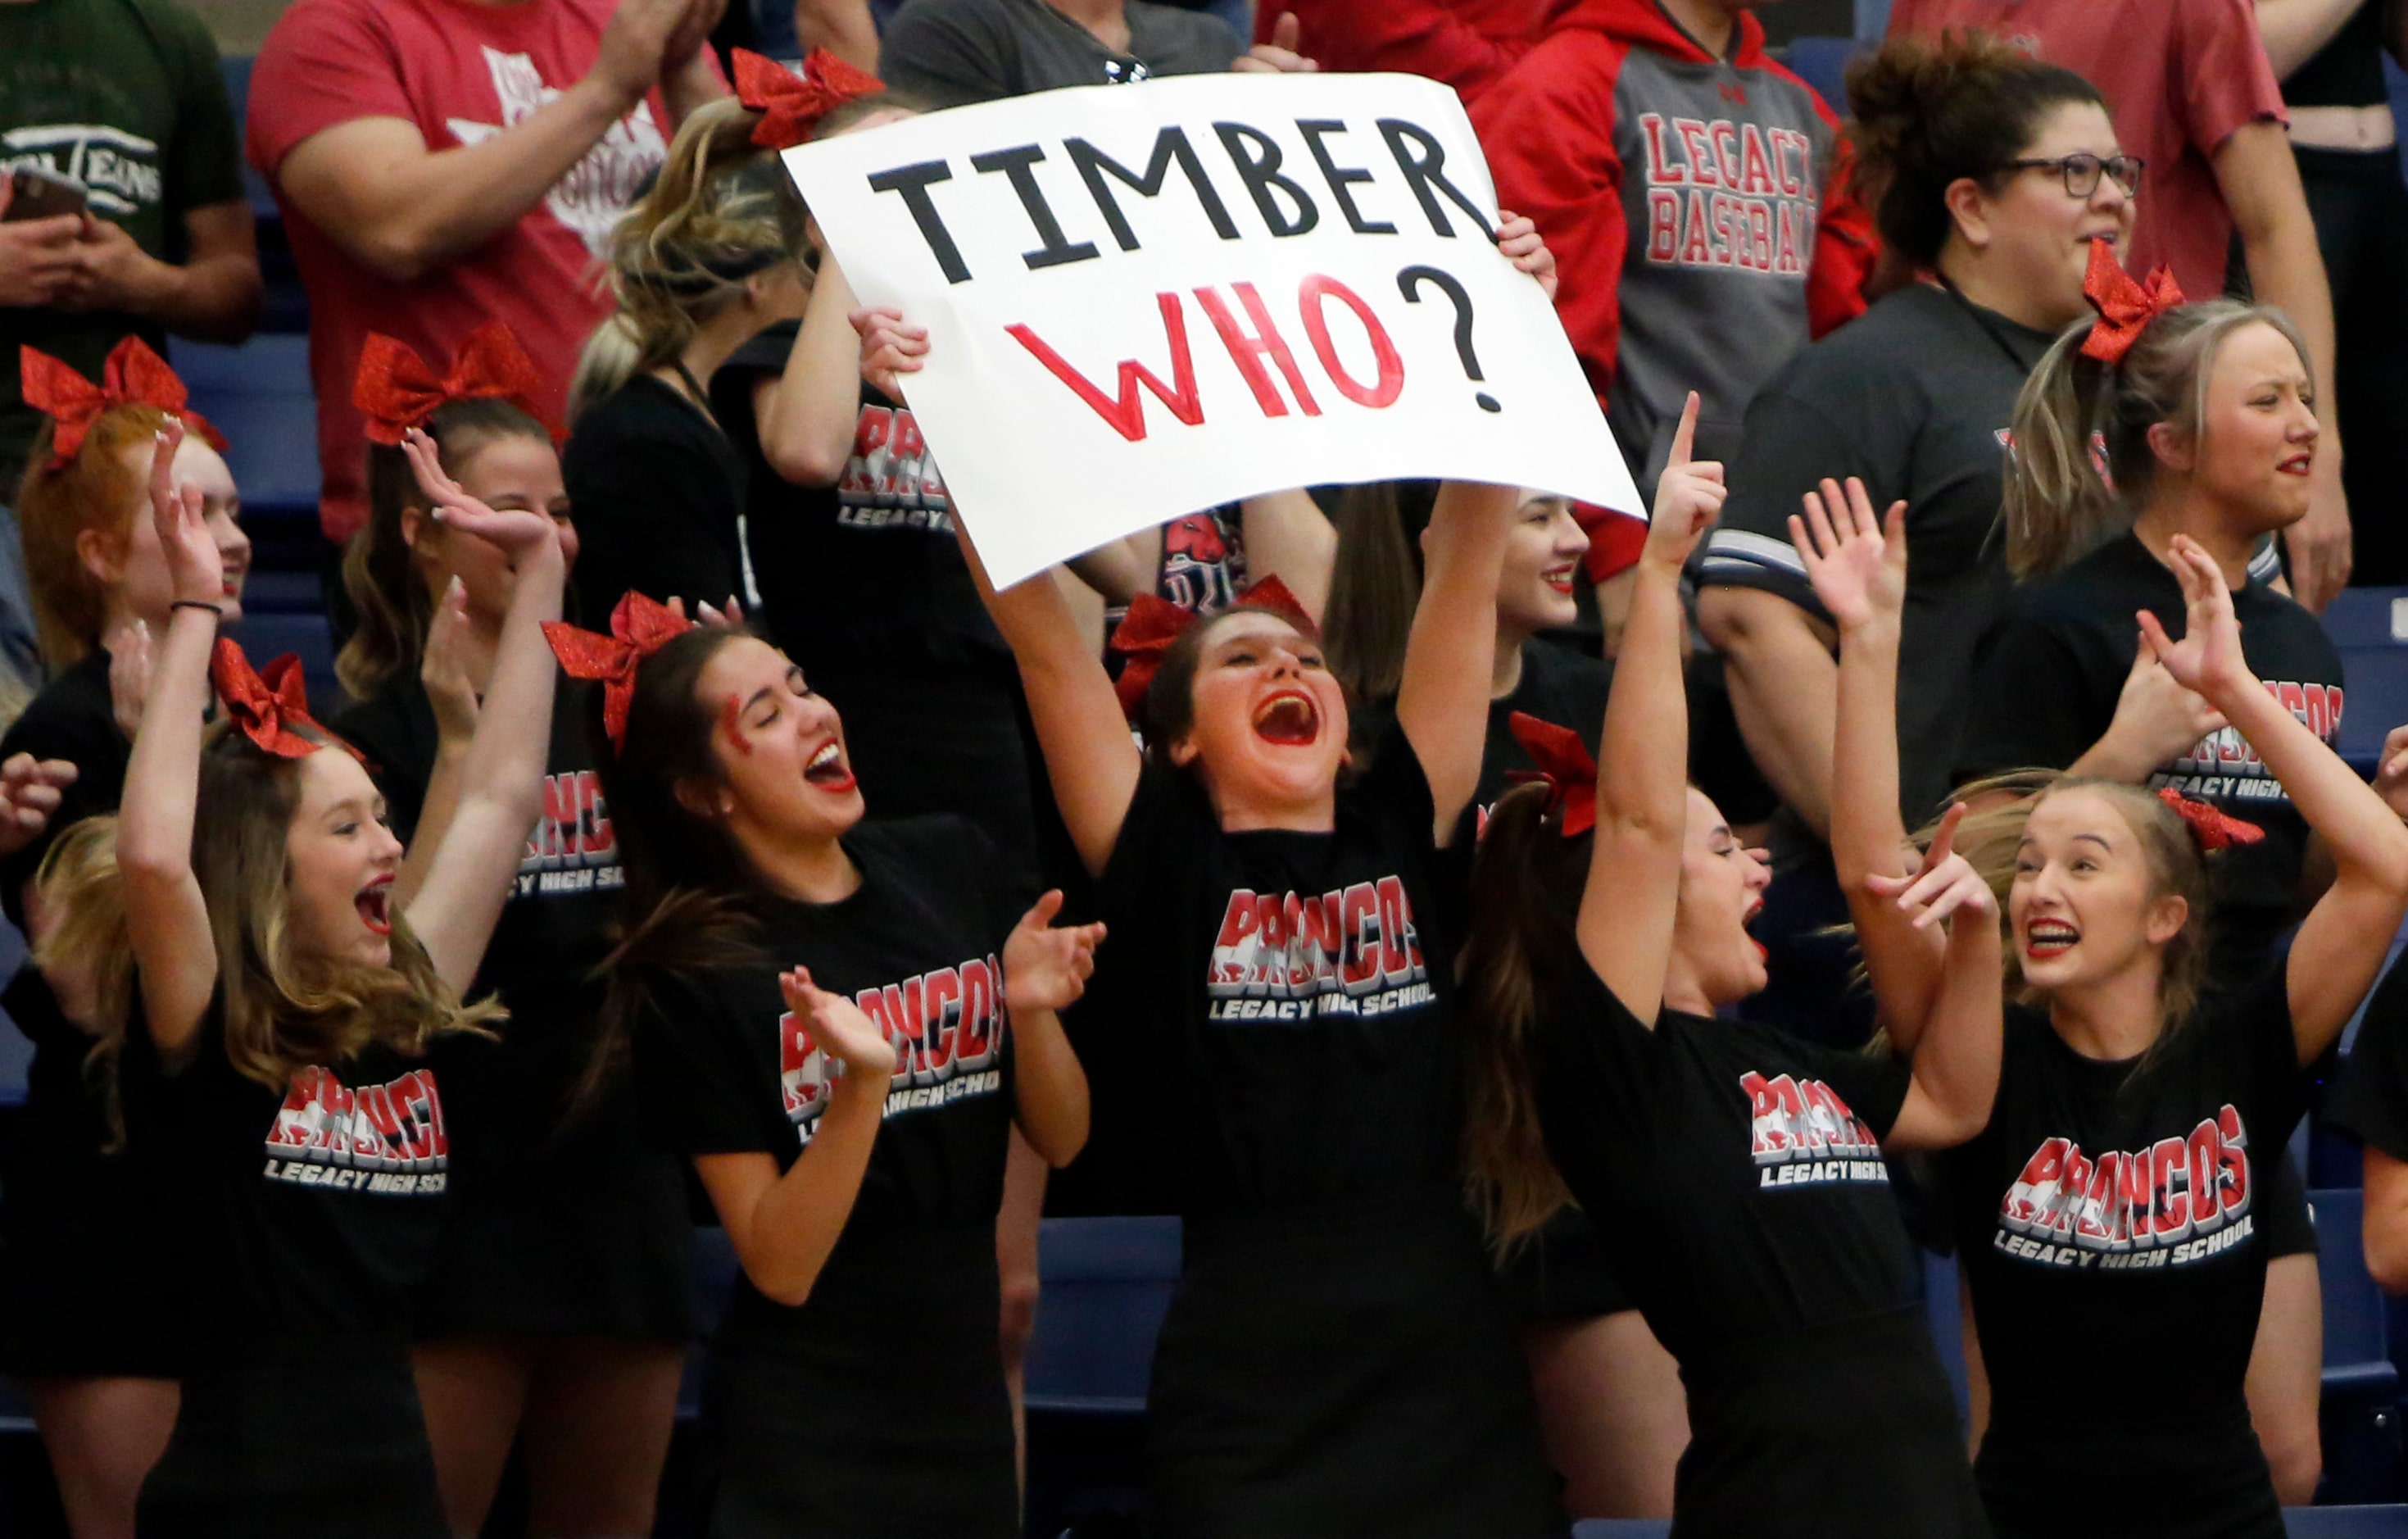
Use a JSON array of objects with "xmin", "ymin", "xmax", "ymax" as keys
[{"xmin": 2, "ymin": 167, "xmax": 88, "ymax": 223}]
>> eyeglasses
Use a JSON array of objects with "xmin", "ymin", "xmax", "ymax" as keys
[{"xmin": 2002, "ymin": 152, "xmax": 2144, "ymax": 197}]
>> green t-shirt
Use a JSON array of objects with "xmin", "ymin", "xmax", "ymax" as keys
[{"xmin": 0, "ymin": 0, "xmax": 244, "ymax": 487}]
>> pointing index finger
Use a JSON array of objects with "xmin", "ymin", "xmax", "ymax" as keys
[{"xmin": 1667, "ymin": 391, "xmax": 1699, "ymax": 470}]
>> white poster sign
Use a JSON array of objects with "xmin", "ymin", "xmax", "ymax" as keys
[{"xmin": 782, "ymin": 71, "xmax": 1639, "ymax": 588}]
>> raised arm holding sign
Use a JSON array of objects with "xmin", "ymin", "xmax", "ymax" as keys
[{"xmin": 781, "ymin": 71, "xmax": 1635, "ymax": 588}]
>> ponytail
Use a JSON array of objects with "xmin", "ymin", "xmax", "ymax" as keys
[{"xmin": 571, "ymin": 97, "xmax": 812, "ymax": 424}]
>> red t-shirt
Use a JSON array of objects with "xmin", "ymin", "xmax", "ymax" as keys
[
  {"xmin": 247, "ymin": 0, "xmax": 695, "ymax": 542},
  {"xmin": 1886, "ymin": 0, "xmax": 2284, "ymax": 300}
]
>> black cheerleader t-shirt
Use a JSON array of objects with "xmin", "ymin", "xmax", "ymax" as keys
[
  {"xmin": 1082, "ymin": 724, "xmax": 1462, "ymax": 1216},
  {"xmin": 120, "ymin": 998, "xmax": 463, "ymax": 1346},
  {"xmin": 1530, "ymin": 960, "xmax": 1916, "ymax": 1360},
  {"xmin": 1946, "ymin": 971, "xmax": 2306, "ymax": 1538},
  {"xmin": 633, "ymin": 817, "xmax": 1024, "ymax": 1250}
]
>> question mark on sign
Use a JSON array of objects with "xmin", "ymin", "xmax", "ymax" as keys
[{"xmin": 1397, "ymin": 265, "xmax": 1499, "ymax": 413}]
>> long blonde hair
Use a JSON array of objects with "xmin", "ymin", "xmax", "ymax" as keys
[
  {"xmin": 569, "ymin": 98, "xmax": 812, "ymax": 422},
  {"xmin": 2004, "ymin": 301, "xmax": 2311, "ymax": 579}
]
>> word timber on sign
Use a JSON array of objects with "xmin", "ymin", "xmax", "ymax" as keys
[{"xmin": 782, "ymin": 72, "xmax": 1637, "ymax": 588}]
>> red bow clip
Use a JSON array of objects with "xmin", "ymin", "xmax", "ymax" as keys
[
  {"xmin": 1503, "ymin": 711, "xmax": 1599, "ymax": 838},
  {"xmin": 542, "ymin": 592, "xmax": 696, "ymax": 753},
  {"xmin": 2155, "ymin": 788, "xmax": 2263, "ymax": 852},
  {"xmin": 1108, "ymin": 574, "xmax": 1317, "ymax": 723},
  {"xmin": 2079, "ymin": 239, "xmax": 2186, "ymax": 367},
  {"xmin": 353, "ymin": 322, "xmax": 554, "ymax": 446},
  {"xmin": 733, "ymin": 47, "xmax": 886, "ymax": 151},
  {"xmin": 20, "ymin": 337, "xmax": 226, "ymax": 473},
  {"xmin": 211, "ymin": 640, "xmax": 358, "ymax": 761}
]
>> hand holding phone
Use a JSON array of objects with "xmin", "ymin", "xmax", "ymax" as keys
[
  {"xmin": 0, "ymin": 170, "xmax": 84, "ymax": 307},
  {"xmin": 2, "ymin": 167, "xmax": 89, "ymax": 224}
]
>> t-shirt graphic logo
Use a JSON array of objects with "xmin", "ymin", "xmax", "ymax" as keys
[
  {"xmin": 2156, "ymin": 681, "xmax": 2342, "ymax": 808},
  {"xmin": 1993, "ymin": 1107, "xmax": 2256, "ymax": 1270},
  {"xmin": 446, "ymin": 47, "xmax": 665, "ymax": 255},
  {"xmin": 1204, "ymin": 878, "xmax": 1434, "ymax": 1024},
  {"xmin": 1635, "ymin": 114, "xmax": 1820, "ymax": 276},
  {"xmin": 1, "ymin": 125, "xmax": 159, "ymax": 218},
  {"xmin": 837, "ymin": 402, "xmax": 952, "ymax": 527},
  {"xmin": 517, "ymin": 770, "xmax": 623, "ymax": 896},
  {"xmin": 1743, "ymin": 1071, "xmax": 1889, "ymax": 1188},
  {"xmin": 778, "ymin": 956, "xmax": 1007, "ymax": 1142},
  {"xmin": 261, "ymin": 1064, "xmax": 449, "ymax": 1195}
]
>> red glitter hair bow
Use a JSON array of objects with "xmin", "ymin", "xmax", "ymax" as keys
[
  {"xmin": 1108, "ymin": 574, "xmax": 1317, "ymax": 722},
  {"xmin": 733, "ymin": 48, "xmax": 886, "ymax": 151},
  {"xmin": 2155, "ymin": 788, "xmax": 2262, "ymax": 852},
  {"xmin": 352, "ymin": 322, "xmax": 553, "ymax": 446},
  {"xmin": 2079, "ymin": 239, "xmax": 2186, "ymax": 367},
  {"xmin": 541, "ymin": 591, "xmax": 696, "ymax": 753},
  {"xmin": 20, "ymin": 337, "xmax": 226, "ymax": 473},
  {"xmin": 1503, "ymin": 711, "xmax": 1599, "ymax": 838},
  {"xmin": 212, "ymin": 640, "xmax": 357, "ymax": 760}
]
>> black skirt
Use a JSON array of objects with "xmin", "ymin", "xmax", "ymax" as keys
[
  {"xmin": 697, "ymin": 1223, "xmax": 1017, "ymax": 1539},
  {"xmin": 1976, "ymin": 1389, "xmax": 2276, "ymax": 1539},
  {"xmin": 1673, "ymin": 1304, "xmax": 1987, "ymax": 1539},
  {"xmin": 1, "ymin": 971, "xmax": 184, "ymax": 1379},
  {"xmin": 136, "ymin": 1337, "xmax": 447, "ymax": 1537},
  {"xmin": 411, "ymin": 1042, "xmax": 696, "ymax": 1342},
  {"xmin": 1145, "ymin": 1190, "xmax": 1566, "ymax": 1539}
]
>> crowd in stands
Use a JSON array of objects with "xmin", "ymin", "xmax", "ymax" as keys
[{"xmin": 2, "ymin": 0, "xmax": 2408, "ymax": 1532}]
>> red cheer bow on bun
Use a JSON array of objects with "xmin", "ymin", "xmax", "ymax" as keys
[
  {"xmin": 2080, "ymin": 239, "xmax": 2186, "ymax": 367},
  {"xmin": 542, "ymin": 591, "xmax": 696, "ymax": 753},
  {"xmin": 1108, "ymin": 574, "xmax": 1317, "ymax": 723},
  {"xmin": 20, "ymin": 337, "xmax": 226, "ymax": 473},
  {"xmin": 733, "ymin": 47, "xmax": 885, "ymax": 151},
  {"xmin": 212, "ymin": 640, "xmax": 358, "ymax": 761},
  {"xmin": 2156, "ymin": 787, "xmax": 2263, "ymax": 852},
  {"xmin": 353, "ymin": 322, "xmax": 553, "ymax": 446},
  {"xmin": 1503, "ymin": 711, "xmax": 1599, "ymax": 838}
]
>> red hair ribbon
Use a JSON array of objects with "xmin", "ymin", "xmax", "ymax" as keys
[
  {"xmin": 20, "ymin": 337, "xmax": 225, "ymax": 473},
  {"xmin": 2155, "ymin": 788, "xmax": 2262, "ymax": 852},
  {"xmin": 1503, "ymin": 711, "xmax": 1599, "ymax": 838},
  {"xmin": 1108, "ymin": 574, "xmax": 1317, "ymax": 722},
  {"xmin": 211, "ymin": 640, "xmax": 357, "ymax": 760},
  {"xmin": 541, "ymin": 591, "xmax": 696, "ymax": 753},
  {"xmin": 352, "ymin": 322, "xmax": 553, "ymax": 446},
  {"xmin": 2079, "ymin": 239, "xmax": 2186, "ymax": 367},
  {"xmin": 733, "ymin": 48, "xmax": 885, "ymax": 151}
]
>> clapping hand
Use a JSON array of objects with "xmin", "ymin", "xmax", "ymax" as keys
[
  {"xmin": 1003, "ymin": 890, "xmax": 1107, "ymax": 1014},
  {"xmin": 780, "ymin": 965, "xmax": 899, "ymax": 1078},
  {"xmin": 1789, "ymin": 476, "xmax": 1906, "ymax": 634},
  {"xmin": 401, "ymin": 428, "xmax": 560, "ymax": 564},
  {"xmin": 421, "ymin": 577, "xmax": 480, "ymax": 747},
  {"xmin": 0, "ymin": 752, "xmax": 77, "ymax": 862},
  {"xmin": 148, "ymin": 422, "xmax": 224, "ymax": 610}
]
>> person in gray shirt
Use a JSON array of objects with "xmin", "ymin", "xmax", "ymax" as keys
[{"xmin": 880, "ymin": 0, "xmax": 1306, "ymax": 107}]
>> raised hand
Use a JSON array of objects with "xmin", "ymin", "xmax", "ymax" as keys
[
  {"xmin": 107, "ymin": 624, "xmax": 153, "ymax": 741},
  {"xmin": 1640, "ymin": 392, "xmax": 1726, "ymax": 572},
  {"xmin": 591, "ymin": 0, "xmax": 682, "ymax": 106},
  {"xmin": 2136, "ymin": 534, "xmax": 2250, "ymax": 701},
  {"xmin": 0, "ymin": 752, "xmax": 77, "ymax": 861},
  {"xmin": 147, "ymin": 422, "xmax": 224, "ymax": 609},
  {"xmin": 1865, "ymin": 803, "xmax": 1997, "ymax": 931},
  {"xmin": 1233, "ymin": 9, "xmax": 1317, "ymax": 72},
  {"xmin": 420, "ymin": 576, "xmax": 480, "ymax": 747},
  {"xmin": 401, "ymin": 428, "xmax": 560, "ymax": 561},
  {"xmin": 1494, "ymin": 212, "xmax": 1558, "ymax": 303},
  {"xmin": 2101, "ymin": 631, "xmax": 2226, "ymax": 774},
  {"xmin": 1789, "ymin": 475, "xmax": 1906, "ymax": 633},
  {"xmin": 1003, "ymin": 890, "xmax": 1107, "ymax": 1014},
  {"xmin": 851, "ymin": 306, "xmax": 927, "ymax": 402},
  {"xmin": 780, "ymin": 965, "xmax": 899, "ymax": 1078}
]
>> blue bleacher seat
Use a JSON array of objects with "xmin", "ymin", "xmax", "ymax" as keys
[
  {"xmin": 2318, "ymin": 1188, "xmax": 2396, "ymax": 1396},
  {"xmin": 2287, "ymin": 1506, "xmax": 2408, "ymax": 1536},
  {"xmin": 169, "ymin": 336, "xmax": 319, "ymax": 518},
  {"xmin": 2390, "ymin": 56, "xmax": 2408, "ymax": 186},
  {"xmin": 1024, "ymin": 1215, "xmax": 1181, "ymax": 1415},
  {"xmin": 1781, "ymin": 37, "xmax": 1859, "ymax": 111},
  {"xmin": 678, "ymin": 1224, "xmax": 742, "ymax": 1423},
  {"xmin": 2324, "ymin": 589, "xmax": 2408, "ymax": 651},
  {"xmin": 2336, "ymin": 648, "xmax": 2408, "ymax": 778},
  {"xmin": 1922, "ymin": 1249, "xmax": 1970, "ymax": 1426},
  {"xmin": 0, "ymin": 917, "xmax": 28, "ymax": 1108},
  {"xmin": 1572, "ymin": 1522, "xmax": 1673, "ymax": 1539}
]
